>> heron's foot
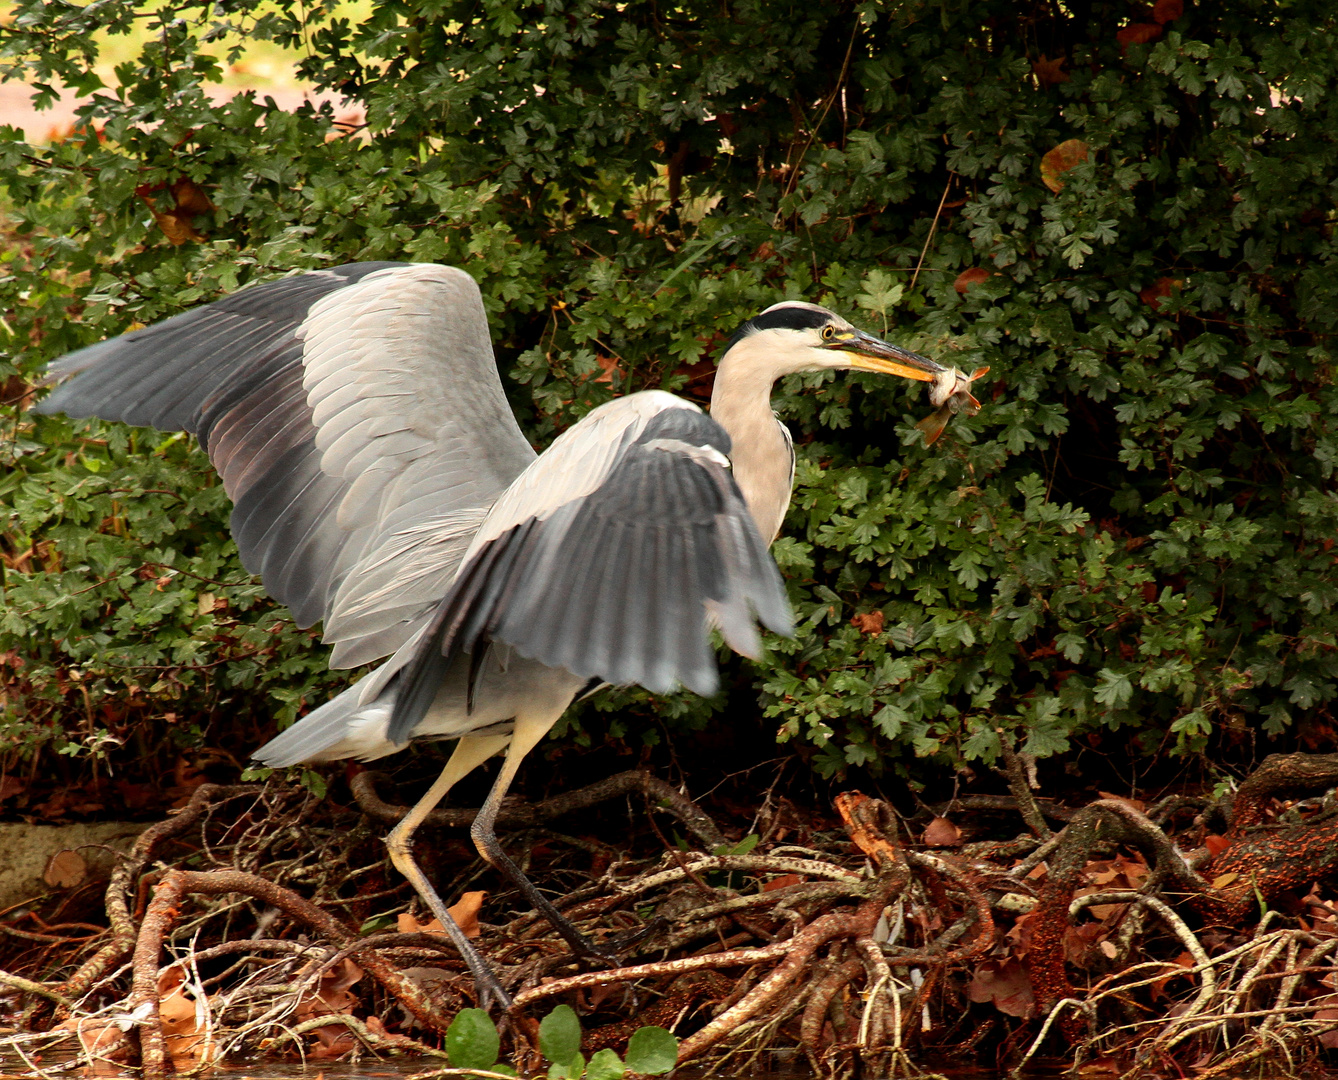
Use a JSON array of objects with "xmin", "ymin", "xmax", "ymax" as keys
[
  {"xmin": 567, "ymin": 916, "xmax": 668, "ymax": 963},
  {"xmin": 474, "ymin": 971, "xmax": 514, "ymax": 1013}
]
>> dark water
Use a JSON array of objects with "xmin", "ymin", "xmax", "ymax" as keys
[
  {"xmin": 0, "ymin": 1056, "xmax": 1030, "ymax": 1080},
  {"xmin": 0, "ymin": 1036, "xmax": 1047, "ymax": 1079}
]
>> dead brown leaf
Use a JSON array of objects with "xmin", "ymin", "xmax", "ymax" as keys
[
  {"xmin": 1063, "ymin": 921, "xmax": 1108, "ymax": 967},
  {"xmin": 449, "ymin": 891, "xmax": 487, "ymax": 937},
  {"xmin": 1315, "ymin": 993, "xmax": 1338, "ymax": 1048},
  {"xmin": 290, "ymin": 957, "xmax": 365, "ymax": 1058},
  {"xmin": 593, "ymin": 354, "xmax": 621, "ymax": 386},
  {"xmin": 967, "ymin": 959, "xmax": 1035, "ymax": 1018},
  {"xmin": 953, "ymin": 267, "xmax": 992, "ymax": 293},
  {"xmin": 1139, "ymin": 277, "xmax": 1183, "ymax": 312},
  {"xmin": 397, "ymin": 891, "xmax": 487, "ymax": 939},
  {"xmin": 54, "ymin": 1019, "xmax": 132, "ymax": 1076},
  {"xmin": 43, "ymin": 849, "xmax": 87, "ymax": 889},
  {"xmin": 170, "ymin": 177, "xmax": 214, "ymax": 217},
  {"xmin": 1152, "ymin": 0, "xmax": 1183, "ymax": 24},
  {"xmin": 922, "ymin": 816, "xmax": 962, "ymax": 848},
  {"xmin": 1151, "ymin": 950, "xmax": 1195, "ymax": 999},
  {"xmin": 1032, "ymin": 54, "xmax": 1070, "ymax": 87},
  {"xmin": 1040, "ymin": 139, "xmax": 1089, "ymax": 193},
  {"xmin": 1075, "ymin": 885, "xmax": 1130, "ymax": 922},
  {"xmin": 157, "ymin": 965, "xmax": 216, "ymax": 1065},
  {"xmin": 398, "ymin": 911, "xmax": 445, "ymax": 936},
  {"xmin": 850, "ymin": 611, "xmax": 884, "ymax": 635},
  {"xmin": 135, "ymin": 179, "xmax": 214, "ymax": 246},
  {"xmin": 1116, "ymin": 23, "xmax": 1163, "ymax": 52},
  {"xmin": 1007, "ymin": 911, "xmax": 1035, "ymax": 957},
  {"xmin": 1096, "ymin": 791, "xmax": 1146, "ymax": 812},
  {"xmin": 294, "ymin": 959, "xmax": 361, "ymax": 1019},
  {"xmin": 363, "ymin": 1015, "xmax": 413, "ymax": 1046}
]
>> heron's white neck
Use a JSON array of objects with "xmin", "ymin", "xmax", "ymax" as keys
[{"xmin": 710, "ymin": 345, "xmax": 794, "ymax": 545}]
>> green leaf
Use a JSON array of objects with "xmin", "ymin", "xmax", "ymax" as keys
[
  {"xmin": 300, "ymin": 769, "xmax": 328, "ymax": 799},
  {"xmin": 539, "ymin": 1005, "xmax": 583, "ymax": 1065},
  {"xmin": 446, "ymin": 1008, "xmax": 501, "ymax": 1070},
  {"xmin": 857, "ymin": 268, "xmax": 904, "ymax": 326},
  {"xmin": 586, "ymin": 1048, "xmax": 625, "ymax": 1080},
  {"xmin": 1093, "ymin": 669, "xmax": 1135, "ymax": 709},
  {"xmin": 624, "ymin": 1027, "xmax": 678, "ymax": 1075},
  {"xmin": 548, "ymin": 1054, "xmax": 585, "ymax": 1080},
  {"xmin": 711, "ymin": 833, "xmax": 760, "ymax": 857},
  {"xmin": 358, "ymin": 913, "xmax": 397, "ymax": 936}
]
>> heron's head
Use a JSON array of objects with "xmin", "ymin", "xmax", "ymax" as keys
[
  {"xmin": 721, "ymin": 300, "xmax": 946, "ymax": 385},
  {"xmin": 718, "ymin": 301, "xmax": 989, "ymax": 446}
]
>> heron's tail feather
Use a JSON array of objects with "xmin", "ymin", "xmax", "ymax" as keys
[{"xmin": 253, "ymin": 685, "xmax": 396, "ymax": 768}]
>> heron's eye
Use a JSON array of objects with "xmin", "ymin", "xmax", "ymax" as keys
[{"xmin": 821, "ymin": 325, "xmax": 835, "ymax": 341}]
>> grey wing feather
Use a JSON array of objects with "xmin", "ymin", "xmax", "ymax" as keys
[
  {"xmin": 387, "ymin": 394, "xmax": 793, "ymax": 744},
  {"xmin": 252, "ymin": 684, "xmax": 369, "ymax": 768},
  {"xmin": 36, "ymin": 263, "xmax": 536, "ymax": 666}
]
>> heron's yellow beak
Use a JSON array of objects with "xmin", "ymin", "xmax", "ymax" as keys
[{"xmin": 826, "ymin": 328, "xmax": 945, "ymax": 382}]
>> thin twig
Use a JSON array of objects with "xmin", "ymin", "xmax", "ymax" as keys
[{"xmin": 909, "ymin": 173, "xmax": 954, "ymax": 293}]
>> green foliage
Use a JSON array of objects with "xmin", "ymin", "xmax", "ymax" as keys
[
  {"xmin": 446, "ymin": 1008, "xmax": 502, "ymax": 1071},
  {"xmin": 540, "ymin": 1005, "xmax": 584, "ymax": 1077},
  {"xmin": 443, "ymin": 1004, "xmax": 676, "ymax": 1078},
  {"xmin": 623, "ymin": 1027, "xmax": 680, "ymax": 1075},
  {"xmin": 2, "ymin": 0, "xmax": 1337, "ymax": 787}
]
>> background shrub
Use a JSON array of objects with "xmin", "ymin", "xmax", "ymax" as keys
[{"xmin": 1, "ymin": 0, "xmax": 1336, "ymax": 806}]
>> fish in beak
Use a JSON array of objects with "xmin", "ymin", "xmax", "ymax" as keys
[
  {"xmin": 826, "ymin": 328, "xmax": 989, "ymax": 445},
  {"xmin": 917, "ymin": 365, "xmax": 991, "ymax": 446}
]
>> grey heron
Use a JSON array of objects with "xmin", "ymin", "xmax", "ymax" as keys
[{"xmin": 36, "ymin": 261, "xmax": 975, "ymax": 1008}]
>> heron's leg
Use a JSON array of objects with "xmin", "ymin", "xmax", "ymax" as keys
[
  {"xmin": 469, "ymin": 712, "xmax": 632, "ymax": 960},
  {"xmin": 385, "ymin": 733, "xmax": 513, "ymax": 1009}
]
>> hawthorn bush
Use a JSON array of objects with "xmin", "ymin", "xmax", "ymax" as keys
[{"xmin": 1, "ymin": 0, "xmax": 1336, "ymax": 796}]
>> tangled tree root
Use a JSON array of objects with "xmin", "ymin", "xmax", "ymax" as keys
[{"xmin": 4, "ymin": 754, "xmax": 1338, "ymax": 1076}]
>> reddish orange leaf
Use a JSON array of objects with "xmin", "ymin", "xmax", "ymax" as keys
[
  {"xmin": 1152, "ymin": 0, "xmax": 1183, "ymax": 24},
  {"xmin": 850, "ymin": 611, "xmax": 884, "ymax": 635},
  {"xmin": 170, "ymin": 177, "xmax": 214, "ymax": 217},
  {"xmin": 1032, "ymin": 54, "xmax": 1070, "ymax": 87},
  {"xmin": 397, "ymin": 911, "xmax": 441, "ymax": 936},
  {"xmin": 157, "ymin": 965, "xmax": 216, "ymax": 1064},
  {"xmin": 1139, "ymin": 277, "xmax": 1183, "ymax": 312},
  {"xmin": 922, "ymin": 816, "xmax": 962, "ymax": 848},
  {"xmin": 1040, "ymin": 139, "xmax": 1089, "ymax": 193},
  {"xmin": 448, "ymin": 890, "xmax": 488, "ymax": 938},
  {"xmin": 1116, "ymin": 23, "xmax": 1163, "ymax": 53},
  {"xmin": 954, "ymin": 267, "xmax": 991, "ymax": 293}
]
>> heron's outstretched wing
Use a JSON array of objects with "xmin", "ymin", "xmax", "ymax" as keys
[
  {"xmin": 36, "ymin": 263, "xmax": 536, "ymax": 666},
  {"xmin": 388, "ymin": 391, "xmax": 793, "ymax": 742}
]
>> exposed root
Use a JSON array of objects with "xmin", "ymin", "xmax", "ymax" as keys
[
  {"xmin": 351, "ymin": 767, "xmax": 727, "ymax": 850},
  {"xmin": 5, "ymin": 753, "xmax": 1338, "ymax": 1077}
]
